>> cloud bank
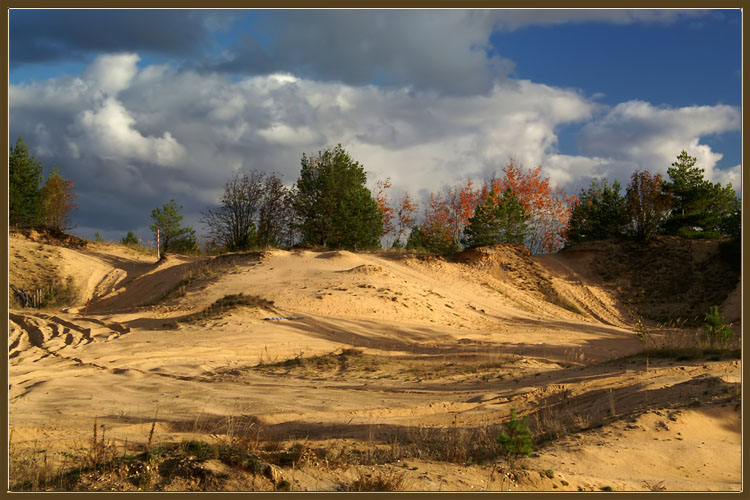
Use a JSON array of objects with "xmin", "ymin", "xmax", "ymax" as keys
[{"xmin": 10, "ymin": 50, "xmax": 739, "ymax": 242}]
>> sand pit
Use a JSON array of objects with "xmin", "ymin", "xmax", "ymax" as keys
[{"xmin": 8, "ymin": 232, "xmax": 741, "ymax": 491}]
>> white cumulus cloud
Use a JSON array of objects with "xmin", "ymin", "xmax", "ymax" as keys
[
  {"xmin": 575, "ymin": 100, "xmax": 740, "ymax": 188},
  {"xmin": 8, "ymin": 53, "xmax": 740, "ymax": 239},
  {"xmin": 83, "ymin": 52, "xmax": 141, "ymax": 95}
]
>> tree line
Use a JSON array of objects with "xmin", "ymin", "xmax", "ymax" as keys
[
  {"xmin": 567, "ymin": 151, "xmax": 740, "ymax": 243},
  {"xmin": 10, "ymin": 138, "xmax": 740, "ymax": 257}
]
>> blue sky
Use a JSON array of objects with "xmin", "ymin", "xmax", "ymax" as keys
[{"xmin": 8, "ymin": 9, "xmax": 742, "ymax": 242}]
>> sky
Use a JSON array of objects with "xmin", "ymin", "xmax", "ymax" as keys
[{"xmin": 8, "ymin": 9, "xmax": 742, "ymax": 244}]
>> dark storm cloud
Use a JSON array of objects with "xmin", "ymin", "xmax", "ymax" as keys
[
  {"xmin": 206, "ymin": 10, "xmax": 706, "ymax": 96},
  {"xmin": 9, "ymin": 9, "xmax": 233, "ymax": 67},
  {"xmin": 217, "ymin": 10, "xmax": 514, "ymax": 96},
  {"xmin": 10, "ymin": 9, "xmax": 709, "ymax": 97}
]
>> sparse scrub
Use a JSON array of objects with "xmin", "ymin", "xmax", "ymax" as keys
[
  {"xmin": 255, "ymin": 349, "xmax": 519, "ymax": 381},
  {"xmin": 405, "ymin": 423, "xmax": 502, "ymax": 465},
  {"xmin": 10, "ymin": 275, "xmax": 79, "ymax": 309},
  {"xmin": 179, "ymin": 293, "xmax": 275, "ymax": 324},
  {"xmin": 530, "ymin": 394, "xmax": 592, "ymax": 447},
  {"xmin": 628, "ymin": 301, "xmax": 739, "ymax": 361},
  {"xmin": 149, "ymin": 253, "xmax": 262, "ymax": 305}
]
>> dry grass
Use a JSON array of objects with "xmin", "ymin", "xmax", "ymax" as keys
[
  {"xmin": 346, "ymin": 467, "xmax": 407, "ymax": 491},
  {"xmin": 255, "ymin": 348, "xmax": 520, "ymax": 382},
  {"xmin": 643, "ymin": 479, "xmax": 667, "ymax": 491},
  {"xmin": 118, "ymin": 241, "xmax": 156, "ymax": 257},
  {"xmin": 528, "ymin": 388, "xmax": 593, "ymax": 446},
  {"xmin": 635, "ymin": 320, "xmax": 740, "ymax": 362}
]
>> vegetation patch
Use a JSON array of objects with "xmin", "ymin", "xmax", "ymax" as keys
[
  {"xmin": 254, "ymin": 349, "xmax": 520, "ymax": 381},
  {"xmin": 179, "ymin": 294, "xmax": 275, "ymax": 324}
]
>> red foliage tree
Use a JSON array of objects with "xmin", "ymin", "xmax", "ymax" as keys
[
  {"xmin": 394, "ymin": 191, "xmax": 418, "ymax": 246},
  {"xmin": 417, "ymin": 191, "xmax": 460, "ymax": 254},
  {"xmin": 485, "ymin": 160, "xmax": 575, "ymax": 253},
  {"xmin": 373, "ymin": 178, "xmax": 394, "ymax": 238},
  {"xmin": 445, "ymin": 178, "xmax": 481, "ymax": 241}
]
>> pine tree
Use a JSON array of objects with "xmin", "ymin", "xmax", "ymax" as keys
[
  {"xmin": 462, "ymin": 190, "xmax": 502, "ymax": 248},
  {"xmin": 121, "ymin": 231, "xmax": 139, "ymax": 245},
  {"xmin": 567, "ymin": 178, "xmax": 627, "ymax": 242},
  {"xmin": 496, "ymin": 187, "xmax": 529, "ymax": 245},
  {"xmin": 667, "ymin": 150, "xmax": 705, "ymax": 218},
  {"xmin": 496, "ymin": 408, "xmax": 533, "ymax": 468},
  {"xmin": 9, "ymin": 137, "xmax": 44, "ymax": 228},
  {"xmin": 293, "ymin": 145, "xmax": 382, "ymax": 250},
  {"xmin": 462, "ymin": 187, "xmax": 528, "ymax": 248},
  {"xmin": 663, "ymin": 150, "xmax": 740, "ymax": 237},
  {"xmin": 150, "ymin": 200, "xmax": 197, "ymax": 256}
]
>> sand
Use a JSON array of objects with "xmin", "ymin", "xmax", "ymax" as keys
[{"xmin": 8, "ymin": 232, "xmax": 741, "ymax": 491}]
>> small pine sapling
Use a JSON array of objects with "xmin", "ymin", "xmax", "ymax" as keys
[
  {"xmin": 497, "ymin": 408, "xmax": 533, "ymax": 468},
  {"xmin": 702, "ymin": 305, "xmax": 733, "ymax": 348}
]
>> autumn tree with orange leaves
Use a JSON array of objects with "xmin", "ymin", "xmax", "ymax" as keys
[
  {"xmin": 373, "ymin": 178, "xmax": 394, "ymax": 240},
  {"xmin": 410, "ymin": 162, "xmax": 574, "ymax": 255},
  {"xmin": 407, "ymin": 191, "xmax": 462, "ymax": 256},
  {"xmin": 40, "ymin": 168, "xmax": 78, "ymax": 232},
  {"xmin": 484, "ymin": 160, "xmax": 576, "ymax": 253}
]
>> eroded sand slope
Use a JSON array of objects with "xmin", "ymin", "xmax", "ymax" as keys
[{"xmin": 8, "ymin": 232, "xmax": 741, "ymax": 491}]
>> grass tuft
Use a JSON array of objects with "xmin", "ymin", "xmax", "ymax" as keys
[{"xmin": 346, "ymin": 468, "xmax": 406, "ymax": 491}]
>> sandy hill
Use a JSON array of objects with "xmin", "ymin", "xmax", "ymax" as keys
[{"xmin": 8, "ymin": 230, "xmax": 741, "ymax": 492}]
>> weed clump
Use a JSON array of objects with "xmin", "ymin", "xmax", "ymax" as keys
[{"xmin": 346, "ymin": 468, "xmax": 406, "ymax": 491}]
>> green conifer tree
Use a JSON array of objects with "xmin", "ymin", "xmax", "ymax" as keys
[
  {"xmin": 150, "ymin": 200, "xmax": 197, "ymax": 256},
  {"xmin": 463, "ymin": 187, "xmax": 528, "ymax": 248},
  {"xmin": 293, "ymin": 145, "xmax": 382, "ymax": 250},
  {"xmin": 9, "ymin": 137, "xmax": 44, "ymax": 228}
]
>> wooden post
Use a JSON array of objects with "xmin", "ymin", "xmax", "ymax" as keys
[{"xmin": 157, "ymin": 228, "xmax": 160, "ymax": 261}]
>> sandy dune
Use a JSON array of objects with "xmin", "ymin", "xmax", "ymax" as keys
[{"xmin": 8, "ymin": 232, "xmax": 741, "ymax": 491}]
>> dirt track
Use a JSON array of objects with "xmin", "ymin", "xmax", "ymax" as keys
[{"xmin": 8, "ymin": 233, "xmax": 741, "ymax": 491}]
